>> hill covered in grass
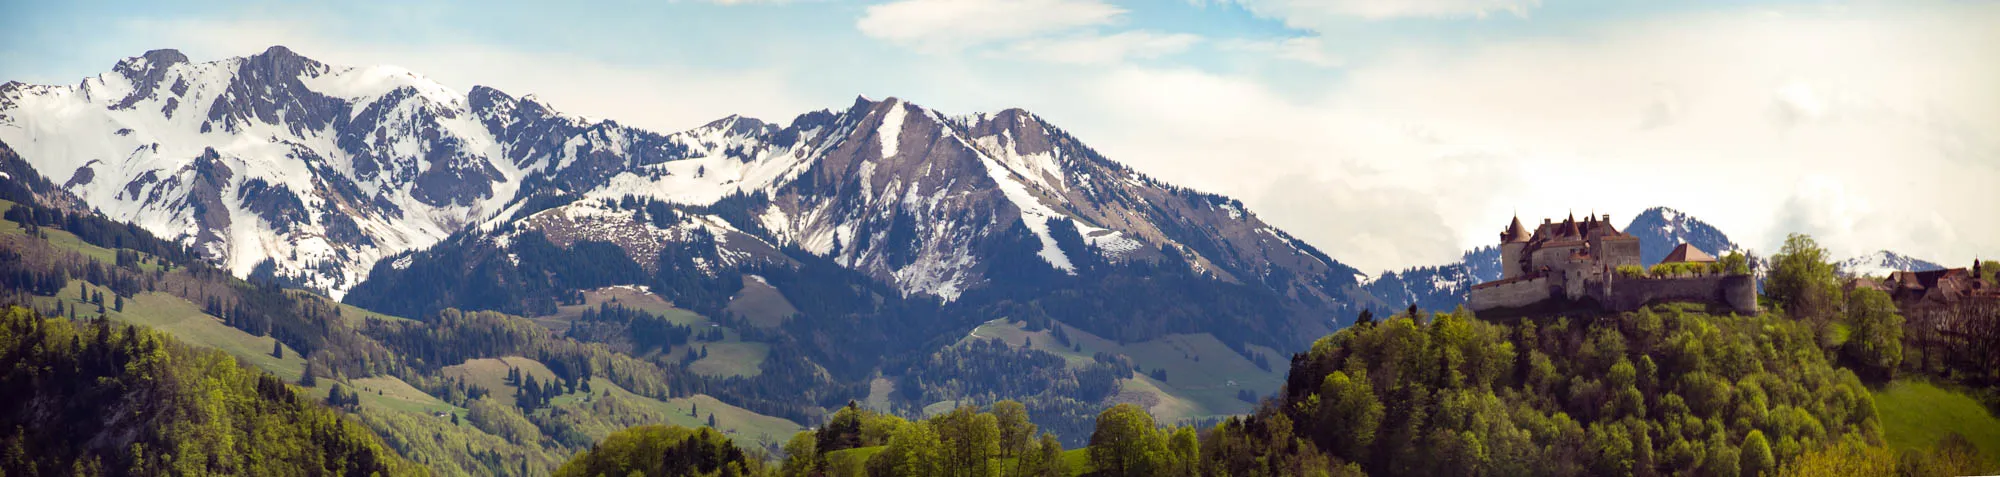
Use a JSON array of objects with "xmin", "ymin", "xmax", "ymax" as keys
[{"xmin": 0, "ymin": 306, "xmax": 422, "ymax": 476}]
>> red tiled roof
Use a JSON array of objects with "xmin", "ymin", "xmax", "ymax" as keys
[{"xmin": 1662, "ymin": 243, "xmax": 1716, "ymax": 263}]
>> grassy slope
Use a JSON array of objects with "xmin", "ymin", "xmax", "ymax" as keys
[
  {"xmin": 958, "ymin": 319, "xmax": 1282, "ymax": 422},
  {"xmin": 1062, "ymin": 448, "xmax": 1092, "ymax": 476},
  {"xmin": 863, "ymin": 377, "xmax": 898, "ymax": 411},
  {"xmin": 288, "ymin": 289, "xmax": 416, "ymax": 324},
  {"xmin": 576, "ymin": 376, "xmax": 804, "ymax": 448},
  {"xmin": 725, "ymin": 274, "xmax": 798, "ymax": 329},
  {"xmin": 441, "ymin": 356, "xmax": 562, "ymax": 408},
  {"xmin": 825, "ymin": 445, "xmax": 888, "ymax": 476},
  {"xmin": 534, "ymin": 286, "xmax": 770, "ymax": 378},
  {"xmin": 685, "ymin": 341, "xmax": 771, "ymax": 378},
  {"xmin": 1873, "ymin": 380, "xmax": 2000, "ymax": 467},
  {"xmin": 349, "ymin": 375, "xmax": 462, "ymax": 416},
  {"xmin": 439, "ymin": 354, "xmax": 801, "ymax": 448},
  {"xmin": 57, "ymin": 281, "xmax": 313, "ymax": 381}
]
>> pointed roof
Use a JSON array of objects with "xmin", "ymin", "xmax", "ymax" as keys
[
  {"xmin": 1502, "ymin": 216, "xmax": 1530, "ymax": 243},
  {"xmin": 1597, "ymin": 214, "xmax": 1621, "ymax": 235},
  {"xmin": 1663, "ymin": 243, "xmax": 1716, "ymax": 263}
]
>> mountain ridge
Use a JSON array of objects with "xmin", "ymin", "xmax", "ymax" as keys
[{"xmin": 3, "ymin": 46, "xmax": 1373, "ymax": 348}]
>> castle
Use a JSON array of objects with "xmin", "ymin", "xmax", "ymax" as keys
[{"xmin": 1469, "ymin": 212, "xmax": 1757, "ymax": 315}]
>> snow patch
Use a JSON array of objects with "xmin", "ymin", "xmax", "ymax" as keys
[
  {"xmin": 878, "ymin": 100, "xmax": 905, "ymax": 160},
  {"xmin": 975, "ymin": 149, "xmax": 1073, "ymax": 273}
]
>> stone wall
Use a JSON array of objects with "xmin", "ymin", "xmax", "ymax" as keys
[
  {"xmin": 1604, "ymin": 275, "xmax": 1756, "ymax": 315},
  {"xmin": 1530, "ymin": 243, "xmax": 1584, "ymax": 276},
  {"xmin": 1598, "ymin": 237, "xmax": 1642, "ymax": 268},
  {"xmin": 1471, "ymin": 277, "xmax": 1555, "ymax": 310}
]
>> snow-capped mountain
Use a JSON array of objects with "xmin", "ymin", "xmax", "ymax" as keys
[
  {"xmin": 1364, "ymin": 247, "xmax": 1498, "ymax": 316},
  {"xmin": 1625, "ymin": 207, "xmax": 1740, "ymax": 265},
  {"xmin": 1, "ymin": 46, "xmax": 1370, "ymax": 320},
  {"xmin": 369, "ymin": 95, "xmax": 1368, "ymax": 308},
  {"xmin": 0, "ymin": 47, "xmax": 580, "ymax": 296},
  {"xmin": 1836, "ymin": 250, "xmax": 1943, "ymax": 278},
  {"xmin": 539, "ymin": 97, "xmax": 1361, "ymax": 303}
]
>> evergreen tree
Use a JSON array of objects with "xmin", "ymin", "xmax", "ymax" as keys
[
  {"xmin": 271, "ymin": 340, "xmax": 283, "ymax": 359},
  {"xmin": 327, "ymin": 383, "xmax": 348, "ymax": 408},
  {"xmin": 299, "ymin": 361, "xmax": 318, "ymax": 386}
]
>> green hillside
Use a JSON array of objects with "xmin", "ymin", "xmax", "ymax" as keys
[
  {"xmin": 0, "ymin": 195, "xmax": 808, "ymax": 475},
  {"xmin": 957, "ymin": 318, "xmax": 1281, "ymax": 421},
  {"xmin": 0, "ymin": 306, "xmax": 421, "ymax": 476},
  {"xmin": 1874, "ymin": 380, "xmax": 2000, "ymax": 467}
]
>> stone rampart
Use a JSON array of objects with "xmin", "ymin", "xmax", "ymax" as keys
[
  {"xmin": 1603, "ymin": 275, "xmax": 1756, "ymax": 315},
  {"xmin": 1470, "ymin": 277, "xmax": 1555, "ymax": 311}
]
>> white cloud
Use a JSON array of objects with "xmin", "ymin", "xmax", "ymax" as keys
[
  {"xmin": 856, "ymin": 0, "xmax": 1125, "ymax": 52},
  {"xmin": 968, "ymin": 3, "xmax": 2000, "ymax": 272},
  {"xmin": 1213, "ymin": 0, "xmax": 1540, "ymax": 22},
  {"xmin": 1005, "ymin": 31, "xmax": 1201, "ymax": 64},
  {"xmin": 1218, "ymin": 36, "xmax": 1341, "ymax": 67}
]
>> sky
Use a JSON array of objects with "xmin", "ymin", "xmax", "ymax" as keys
[{"xmin": 2, "ymin": 0, "xmax": 1996, "ymax": 275}]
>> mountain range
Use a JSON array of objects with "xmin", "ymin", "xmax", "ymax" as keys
[
  {"xmin": 3, "ymin": 46, "xmax": 1961, "ymax": 347},
  {"xmin": 0, "ymin": 46, "xmax": 1372, "ymax": 350}
]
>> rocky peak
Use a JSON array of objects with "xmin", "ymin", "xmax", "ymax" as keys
[
  {"xmin": 113, "ymin": 49, "xmax": 190, "ymax": 76},
  {"xmin": 1836, "ymin": 250, "xmax": 1943, "ymax": 278},
  {"xmin": 205, "ymin": 45, "xmax": 346, "ymax": 136},
  {"xmin": 702, "ymin": 115, "xmax": 777, "ymax": 138},
  {"xmin": 109, "ymin": 49, "xmax": 193, "ymax": 111},
  {"xmin": 1626, "ymin": 206, "xmax": 1740, "ymax": 265}
]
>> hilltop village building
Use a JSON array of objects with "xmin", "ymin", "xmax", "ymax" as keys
[
  {"xmin": 1884, "ymin": 263, "xmax": 2000, "ymax": 308},
  {"xmin": 1469, "ymin": 213, "xmax": 1756, "ymax": 315}
]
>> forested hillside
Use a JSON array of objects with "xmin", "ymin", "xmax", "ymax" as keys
[
  {"xmin": 550, "ymin": 234, "xmax": 1999, "ymax": 477},
  {"xmin": 0, "ymin": 306, "xmax": 421, "ymax": 476},
  {"xmin": 0, "ymin": 180, "xmax": 809, "ymax": 475}
]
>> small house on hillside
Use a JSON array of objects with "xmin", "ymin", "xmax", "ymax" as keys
[{"xmin": 1661, "ymin": 243, "xmax": 1716, "ymax": 264}]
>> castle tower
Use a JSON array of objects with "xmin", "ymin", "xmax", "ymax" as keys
[{"xmin": 1501, "ymin": 215, "xmax": 1531, "ymax": 279}]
